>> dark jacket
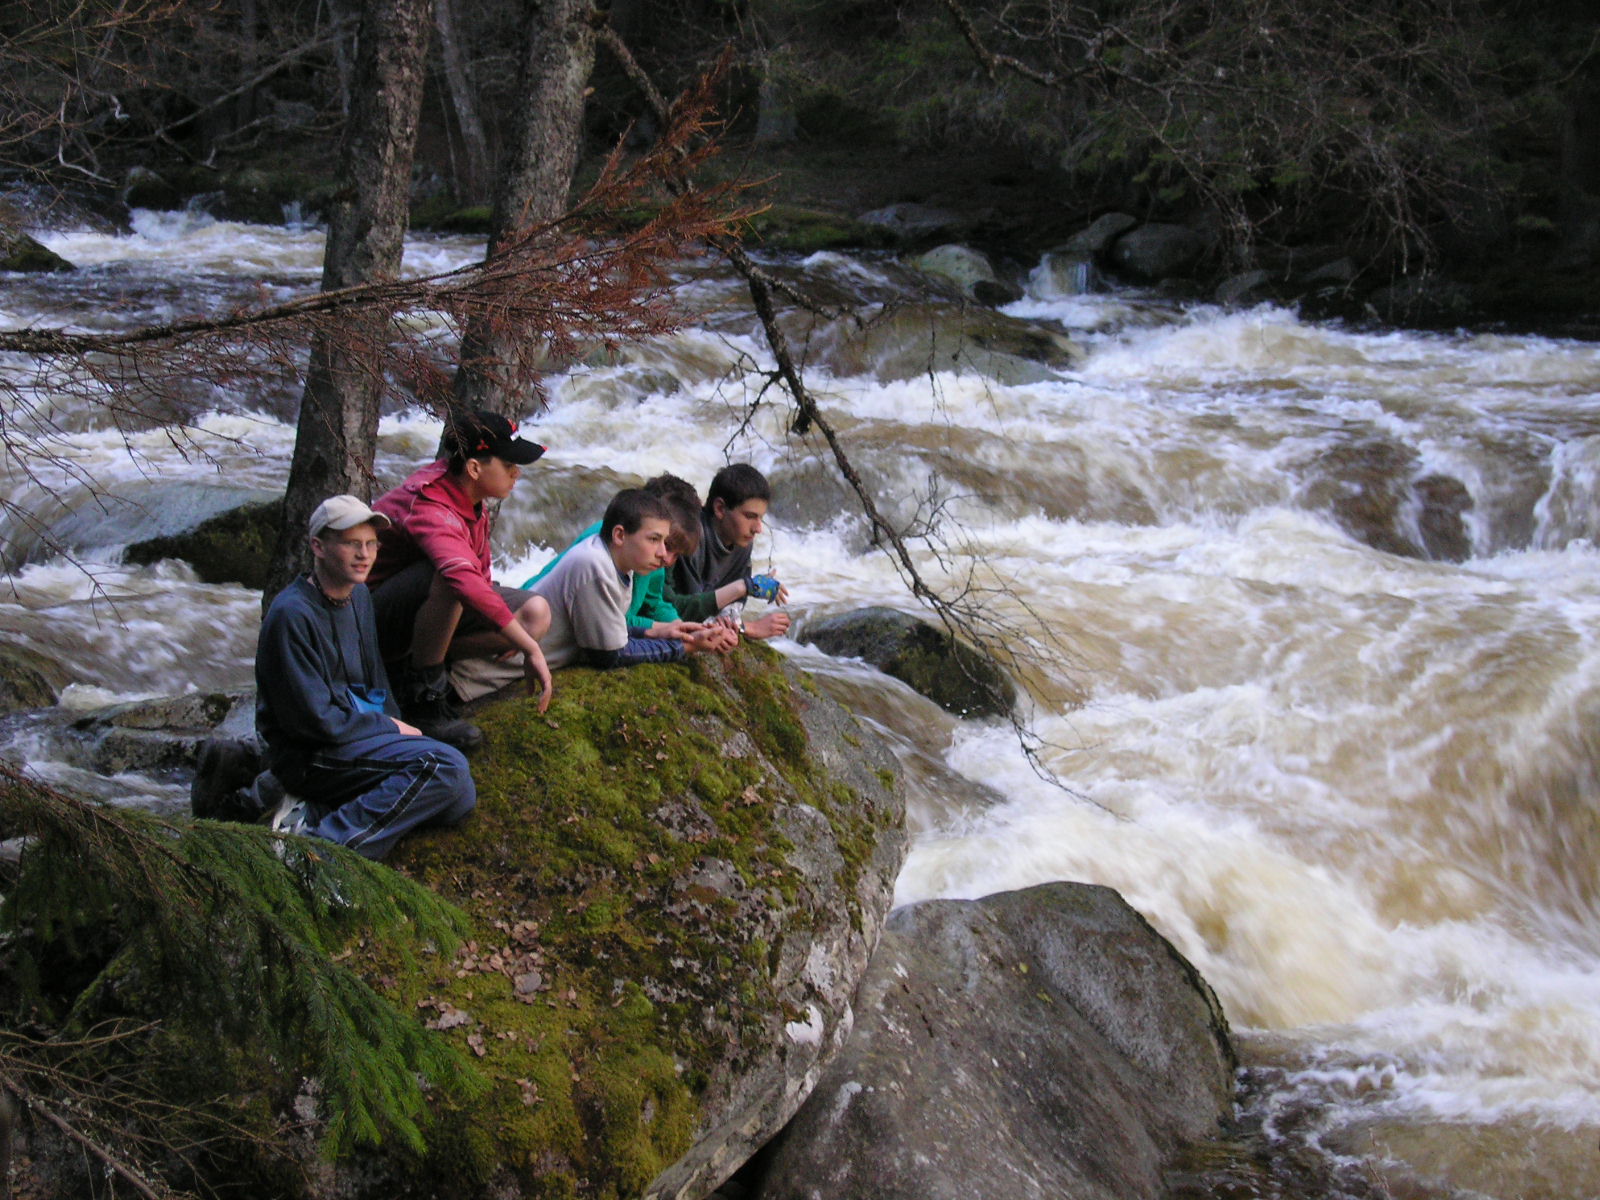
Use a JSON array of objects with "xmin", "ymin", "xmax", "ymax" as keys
[{"xmin": 255, "ymin": 575, "xmax": 400, "ymax": 789}]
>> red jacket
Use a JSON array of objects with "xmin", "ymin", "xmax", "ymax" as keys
[{"xmin": 370, "ymin": 459, "xmax": 513, "ymax": 630}]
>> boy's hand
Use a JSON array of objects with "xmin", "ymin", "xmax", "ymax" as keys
[
  {"xmin": 393, "ymin": 718, "xmax": 423, "ymax": 736},
  {"xmin": 743, "ymin": 611, "xmax": 792, "ymax": 639},
  {"xmin": 524, "ymin": 645, "xmax": 553, "ymax": 714},
  {"xmin": 685, "ymin": 625, "xmax": 738, "ymax": 654},
  {"xmin": 747, "ymin": 574, "xmax": 787, "ymax": 603},
  {"xmin": 647, "ymin": 619, "xmax": 703, "ymax": 640}
]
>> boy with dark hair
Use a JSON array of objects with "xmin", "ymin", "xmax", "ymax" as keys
[
  {"xmin": 255, "ymin": 495, "xmax": 475, "ymax": 859},
  {"xmin": 530, "ymin": 488, "xmax": 714, "ymax": 670},
  {"xmin": 521, "ymin": 473, "xmax": 735, "ymax": 647},
  {"xmin": 368, "ymin": 409, "xmax": 554, "ymax": 747},
  {"xmin": 671, "ymin": 463, "xmax": 791, "ymax": 640}
]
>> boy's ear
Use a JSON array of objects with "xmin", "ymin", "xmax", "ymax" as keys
[
  {"xmin": 462, "ymin": 457, "xmax": 483, "ymax": 481},
  {"xmin": 607, "ymin": 523, "xmax": 625, "ymax": 546},
  {"xmin": 710, "ymin": 497, "xmax": 726, "ymax": 519}
]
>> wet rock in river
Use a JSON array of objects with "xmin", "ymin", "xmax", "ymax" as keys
[
  {"xmin": 909, "ymin": 244, "xmax": 1023, "ymax": 305},
  {"xmin": 798, "ymin": 302, "xmax": 1080, "ymax": 387},
  {"xmin": 750, "ymin": 883, "xmax": 1236, "ymax": 1200},
  {"xmin": 1110, "ymin": 222, "xmax": 1209, "ymax": 282},
  {"xmin": 799, "ymin": 606, "xmax": 1016, "ymax": 719},
  {"xmin": 0, "ymin": 641, "xmax": 72, "ymax": 714},
  {"xmin": 125, "ymin": 495, "xmax": 283, "ymax": 589},
  {"xmin": 72, "ymin": 692, "xmax": 247, "ymax": 776},
  {"xmin": 0, "ymin": 227, "xmax": 72, "ymax": 273}
]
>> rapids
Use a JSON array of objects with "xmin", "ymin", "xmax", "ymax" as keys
[{"xmin": 3, "ymin": 209, "xmax": 1599, "ymax": 1199}]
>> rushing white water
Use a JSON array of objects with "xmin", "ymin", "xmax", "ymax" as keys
[{"xmin": 4, "ymin": 212, "xmax": 1600, "ymax": 1198}]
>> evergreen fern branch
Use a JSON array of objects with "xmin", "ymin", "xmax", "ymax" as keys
[{"xmin": 0, "ymin": 761, "xmax": 485, "ymax": 1158}]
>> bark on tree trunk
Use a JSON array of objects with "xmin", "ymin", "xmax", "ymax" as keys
[
  {"xmin": 434, "ymin": 0, "xmax": 491, "ymax": 202},
  {"xmin": 267, "ymin": 0, "xmax": 434, "ymax": 604},
  {"xmin": 452, "ymin": 0, "xmax": 595, "ymax": 417}
]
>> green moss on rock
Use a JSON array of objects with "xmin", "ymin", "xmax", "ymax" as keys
[{"xmin": 353, "ymin": 645, "xmax": 905, "ymax": 1199}]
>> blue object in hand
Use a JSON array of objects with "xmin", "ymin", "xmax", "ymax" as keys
[{"xmin": 748, "ymin": 574, "xmax": 782, "ymax": 602}]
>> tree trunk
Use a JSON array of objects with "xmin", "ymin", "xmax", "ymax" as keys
[
  {"xmin": 434, "ymin": 0, "xmax": 491, "ymax": 202},
  {"xmin": 452, "ymin": 0, "xmax": 595, "ymax": 417},
  {"xmin": 267, "ymin": 0, "xmax": 434, "ymax": 604}
]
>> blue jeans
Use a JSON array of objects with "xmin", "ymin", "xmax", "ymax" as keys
[{"xmin": 298, "ymin": 729, "xmax": 475, "ymax": 860}]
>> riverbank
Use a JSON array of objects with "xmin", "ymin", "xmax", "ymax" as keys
[{"xmin": 13, "ymin": 133, "xmax": 1595, "ymax": 340}]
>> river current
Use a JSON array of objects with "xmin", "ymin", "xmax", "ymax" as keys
[{"xmin": 3, "ymin": 210, "xmax": 1599, "ymax": 1199}]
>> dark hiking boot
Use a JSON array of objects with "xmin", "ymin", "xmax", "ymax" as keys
[{"xmin": 400, "ymin": 663, "xmax": 483, "ymax": 752}]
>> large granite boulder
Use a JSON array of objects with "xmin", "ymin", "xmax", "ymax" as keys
[
  {"xmin": 1110, "ymin": 223, "xmax": 1208, "ymax": 282},
  {"xmin": 800, "ymin": 606, "xmax": 1016, "ymax": 719},
  {"xmin": 910, "ymin": 244, "xmax": 1023, "ymax": 305},
  {"xmin": 2, "ymin": 649, "xmax": 907, "ymax": 1200},
  {"xmin": 124, "ymin": 495, "xmax": 283, "ymax": 589},
  {"xmin": 751, "ymin": 883, "xmax": 1236, "ymax": 1200}
]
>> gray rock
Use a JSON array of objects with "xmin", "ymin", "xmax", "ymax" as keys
[
  {"xmin": 1302, "ymin": 257, "xmax": 1357, "ymax": 286},
  {"xmin": 1215, "ymin": 269, "xmax": 1271, "ymax": 306},
  {"xmin": 800, "ymin": 606, "xmax": 1016, "ymax": 719},
  {"xmin": 797, "ymin": 303, "xmax": 1080, "ymax": 388},
  {"xmin": 858, "ymin": 203, "xmax": 966, "ymax": 242},
  {"xmin": 752, "ymin": 883, "xmax": 1235, "ymax": 1200},
  {"xmin": 641, "ymin": 658, "xmax": 909, "ymax": 1200},
  {"xmin": 124, "ymin": 495, "xmax": 283, "ymax": 589},
  {"xmin": 909, "ymin": 244, "xmax": 1022, "ymax": 305},
  {"xmin": 0, "ymin": 641, "xmax": 71, "ymax": 714},
  {"xmin": 124, "ymin": 165, "xmax": 181, "ymax": 211},
  {"xmin": 1058, "ymin": 213, "xmax": 1138, "ymax": 258},
  {"xmin": 0, "ymin": 226, "xmax": 71, "ymax": 273},
  {"xmin": 72, "ymin": 692, "xmax": 246, "ymax": 775},
  {"xmin": 1110, "ymin": 223, "xmax": 1207, "ymax": 281}
]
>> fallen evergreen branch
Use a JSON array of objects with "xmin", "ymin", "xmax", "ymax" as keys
[{"xmin": 0, "ymin": 760, "xmax": 483, "ymax": 1170}]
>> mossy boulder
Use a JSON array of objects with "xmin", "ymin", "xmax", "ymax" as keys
[
  {"xmin": 0, "ymin": 641, "xmax": 72, "ymax": 714},
  {"xmin": 799, "ymin": 606, "xmax": 1017, "ymax": 720},
  {"xmin": 124, "ymin": 496, "xmax": 283, "ymax": 589},
  {"xmin": 0, "ymin": 227, "xmax": 71, "ymax": 273},
  {"xmin": 320, "ymin": 646, "xmax": 904, "ymax": 1199}
]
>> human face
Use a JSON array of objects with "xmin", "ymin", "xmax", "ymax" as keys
[
  {"xmin": 611, "ymin": 517, "xmax": 671, "ymax": 575},
  {"xmin": 661, "ymin": 526, "xmax": 697, "ymax": 569},
  {"xmin": 712, "ymin": 497, "xmax": 768, "ymax": 548},
  {"xmin": 464, "ymin": 455, "xmax": 522, "ymax": 502},
  {"xmin": 311, "ymin": 522, "xmax": 380, "ymax": 594}
]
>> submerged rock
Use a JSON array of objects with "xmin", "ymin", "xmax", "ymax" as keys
[
  {"xmin": 796, "ymin": 303, "xmax": 1080, "ymax": 387},
  {"xmin": 800, "ymin": 606, "xmax": 1016, "ymax": 719},
  {"xmin": 751, "ymin": 883, "xmax": 1236, "ymax": 1200}
]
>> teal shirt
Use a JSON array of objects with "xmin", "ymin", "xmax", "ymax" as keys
[{"xmin": 521, "ymin": 521, "xmax": 680, "ymax": 634}]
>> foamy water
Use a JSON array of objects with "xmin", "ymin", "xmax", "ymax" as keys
[{"xmin": 5, "ymin": 216, "xmax": 1600, "ymax": 1198}]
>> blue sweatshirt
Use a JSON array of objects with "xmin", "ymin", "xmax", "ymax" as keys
[{"xmin": 255, "ymin": 575, "xmax": 400, "ymax": 790}]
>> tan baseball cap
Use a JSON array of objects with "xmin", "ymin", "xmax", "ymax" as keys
[{"xmin": 308, "ymin": 495, "xmax": 392, "ymax": 539}]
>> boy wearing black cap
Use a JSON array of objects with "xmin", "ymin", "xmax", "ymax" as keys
[{"xmin": 369, "ymin": 410, "xmax": 554, "ymax": 747}]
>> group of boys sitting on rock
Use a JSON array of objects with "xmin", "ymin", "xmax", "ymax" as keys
[{"xmin": 253, "ymin": 409, "xmax": 790, "ymax": 860}]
